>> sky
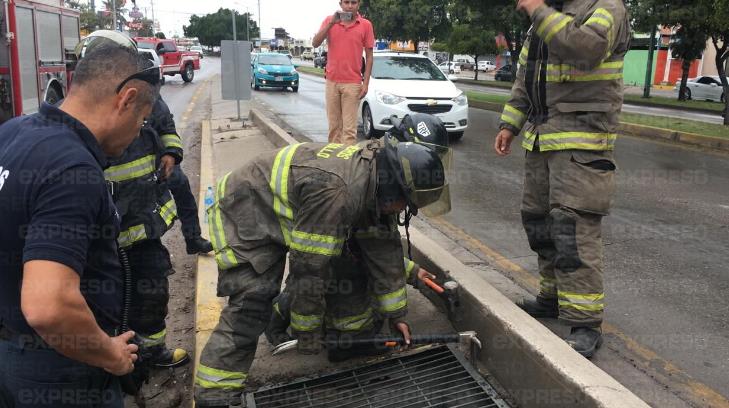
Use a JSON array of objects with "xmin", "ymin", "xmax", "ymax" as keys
[{"xmin": 127, "ymin": 0, "xmax": 339, "ymax": 40}]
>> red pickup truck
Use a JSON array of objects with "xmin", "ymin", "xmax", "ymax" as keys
[{"xmin": 134, "ymin": 38, "xmax": 201, "ymax": 83}]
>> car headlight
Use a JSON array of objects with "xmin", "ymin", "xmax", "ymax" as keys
[
  {"xmin": 376, "ymin": 91, "xmax": 405, "ymax": 105},
  {"xmin": 258, "ymin": 68, "xmax": 268, "ymax": 75},
  {"xmin": 452, "ymin": 92, "xmax": 468, "ymax": 106}
]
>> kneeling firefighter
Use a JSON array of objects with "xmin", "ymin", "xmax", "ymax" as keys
[
  {"xmin": 264, "ymin": 113, "xmax": 453, "ymax": 361},
  {"xmin": 194, "ymin": 137, "xmax": 449, "ymax": 407}
]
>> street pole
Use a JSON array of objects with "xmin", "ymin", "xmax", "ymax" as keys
[
  {"xmin": 246, "ymin": 7, "xmax": 249, "ymax": 41},
  {"xmin": 151, "ymin": 0, "xmax": 155, "ymax": 32},
  {"xmin": 111, "ymin": 0, "xmax": 117, "ymax": 31},
  {"xmin": 643, "ymin": 24, "xmax": 658, "ymax": 99},
  {"xmin": 257, "ymin": 0, "xmax": 261, "ymax": 43},
  {"xmin": 232, "ymin": 9, "xmax": 241, "ymax": 120}
]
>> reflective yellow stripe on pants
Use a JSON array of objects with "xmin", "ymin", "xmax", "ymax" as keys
[
  {"xmin": 195, "ymin": 364, "xmax": 247, "ymax": 391},
  {"xmin": 326, "ymin": 308, "xmax": 374, "ymax": 332},
  {"xmin": 117, "ymin": 224, "xmax": 147, "ymax": 248},
  {"xmin": 290, "ymin": 311, "xmax": 323, "ymax": 332},
  {"xmin": 138, "ymin": 329, "xmax": 166, "ymax": 348},
  {"xmin": 558, "ymin": 291, "xmax": 604, "ymax": 312},
  {"xmin": 209, "ymin": 172, "xmax": 238, "ymax": 269}
]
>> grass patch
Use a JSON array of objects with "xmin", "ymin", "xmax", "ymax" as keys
[
  {"xmin": 297, "ymin": 66, "xmax": 325, "ymax": 77},
  {"xmin": 620, "ymin": 113, "xmax": 729, "ymax": 139},
  {"xmin": 465, "ymin": 90, "xmax": 509, "ymax": 104},
  {"xmin": 623, "ymin": 94, "xmax": 725, "ymax": 112},
  {"xmin": 465, "ymin": 89, "xmax": 729, "ymax": 140}
]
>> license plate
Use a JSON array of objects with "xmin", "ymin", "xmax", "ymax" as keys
[{"xmin": 275, "ymin": 76, "xmax": 283, "ymax": 81}]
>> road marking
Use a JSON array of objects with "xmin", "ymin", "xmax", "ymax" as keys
[{"xmin": 429, "ymin": 216, "xmax": 729, "ymax": 408}]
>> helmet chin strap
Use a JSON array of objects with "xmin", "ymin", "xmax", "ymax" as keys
[{"xmin": 398, "ymin": 207, "xmax": 416, "ymax": 260}]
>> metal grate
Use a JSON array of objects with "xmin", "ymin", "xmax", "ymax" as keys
[
  {"xmin": 407, "ymin": 104, "xmax": 452, "ymax": 114},
  {"xmin": 246, "ymin": 345, "xmax": 510, "ymax": 408}
]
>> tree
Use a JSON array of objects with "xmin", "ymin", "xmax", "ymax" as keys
[
  {"xmin": 447, "ymin": 24, "xmax": 500, "ymax": 80},
  {"xmin": 704, "ymin": 0, "xmax": 729, "ymax": 124},
  {"xmin": 65, "ymin": 0, "xmax": 101, "ymax": 32},
  {"xmin": 155, "ymin": 32, "xmax": 166, "ymax": 39},
  {"xmin": 360, "ymin": 0, "xmax": 450, "ymax": 45},
  {"xmin": 134, "ymin": 18, "xmax": 155, "ymax": 37},
  {"xmin": 184, "ymin": 8, "xmax": 260, "ymax": 48},
  {"xmin": 670, "ymin": 24, "xmax": 708, "ymax": 101}
]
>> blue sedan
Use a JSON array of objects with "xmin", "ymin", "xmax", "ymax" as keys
[{"xmin": 251, "ymin": 53, "xmax": 299, "ymax": 92}]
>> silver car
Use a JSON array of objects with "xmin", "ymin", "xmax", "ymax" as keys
[{"xmin": 674, "ymin": 76, "xmax": 727, "ymax": 102}]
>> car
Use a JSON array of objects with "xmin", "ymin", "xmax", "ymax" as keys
[
  {"xmin": 138, "ymin": 48, "xmax": 165, "ymax": 85},
  {"xmin": 437, "ymin": 61, "xmax": 461, "ymax": 75},
  {"xmin": 301, "ymin": 50, "xmax": 314, "ymax": 60},
  {"xmin": 360, "ymin": 52, "xmax": 468, "ymax": 141},
  {"xmin": 314, "ymin": 52, "xmax": 328, "ymax": 68},
  {"xmin": 477, "ymin": 60, "xmax": 496, "ymax": 71},
  {"xmin": 674, "ymin": 76, "xmax": 727, "ymax": 102},
  {"xmin": 454, "ymin": 58, "xmax": 475, "ymax": 71},
  {"xmin": 189, "ymin": 45, "xmax": 204, "ymax": 59},
  {"xmin": 494, "ymin": 64, "xmax": 514, "ymax": 82},
  {"xmin": 251, "ymin": 52, "xmax": 300, "ymax": 92}
]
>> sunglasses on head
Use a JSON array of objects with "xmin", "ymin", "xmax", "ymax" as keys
[{"xmin": 115, "ymin": 67, "xmax": 161, "ymax": 93}]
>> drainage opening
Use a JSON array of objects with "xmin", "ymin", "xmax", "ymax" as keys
[{"xmin": 246, "ymin": 345, "xmax": 510, "ymax": 408}]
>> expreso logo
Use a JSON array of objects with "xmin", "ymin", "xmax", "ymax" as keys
[{"xmin": 0, "ymin": 166, "xmax": 9, "ymax": 191}]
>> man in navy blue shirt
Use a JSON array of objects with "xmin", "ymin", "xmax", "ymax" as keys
[{"xmin": 0, "ymin": 31, "xmax": 159, "ymax": 407}]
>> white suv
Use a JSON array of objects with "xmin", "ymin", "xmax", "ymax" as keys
[{"xmin": 361, "ymin": 52, "xmax": 468, "ymax": 140}]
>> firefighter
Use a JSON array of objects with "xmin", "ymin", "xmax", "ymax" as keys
[
  {"xmin": 105, "ymin": 94, "xmax": 190, "ymax": 370},
  {"xmin": 265, "ymin": 114, "xmax": 451, "ymax": 361},
  {"xmin": 194, "ymin": 138, "xmax": 449, "ymax": 407},
  {"xmin": 494, "ymin": 0, "xmax": 630, "ymax": 358}
]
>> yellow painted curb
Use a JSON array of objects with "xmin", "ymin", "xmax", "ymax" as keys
[{"xmin": 193, "ymin": 115, "xmax": 226, "ymax": 398}]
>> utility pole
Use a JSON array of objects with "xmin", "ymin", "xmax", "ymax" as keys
[
  {"xmin": 150, "ymin": 0, "xmax": 155, "ymax": 31},
  {"xmin": 246, "ymin": 7, "xmax": 250, "ymax": 41},
  {"xmin": 111, "ymin": 0, "xmax": 117, "ymax": 31},
  {"xmin": 257, "ymin": 0, "xmax": 261, "ymax": 41},
  {"xmin": 643, "ymin": 25, "xmax": 658, "ymax": 99}
]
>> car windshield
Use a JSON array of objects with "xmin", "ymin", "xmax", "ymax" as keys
[
  {"xmin": 373, "ymin": 56, "xmax": 446, "ymax": 81},
  {"xmin": 259, "ymin": 55, "xmax": 292, "ymax": 65},
  {"xmin": 137, "ymin": 42, "xmax": 154, "ymax": 50}
]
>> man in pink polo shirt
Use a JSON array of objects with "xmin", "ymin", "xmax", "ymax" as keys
[{"xmin": 313, "ymin": 0, "xmax": 374, "ymax": 145}]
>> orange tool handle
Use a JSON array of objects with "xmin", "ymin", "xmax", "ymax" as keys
[{"xmin": 422, "ymin": 277, "xmax": 445, "ymax": 294}]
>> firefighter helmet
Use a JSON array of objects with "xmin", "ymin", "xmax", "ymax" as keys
[
  {"xmin": 74, "ymin": 30, "xmax": 137, "ymax": 59},
  {"xmin": 389, "ymin": 113, "xmax": 452, "ymax": 169},
  {"xmin": 377, "ymin": 138, "xmax": 450, "ymax": 217}
]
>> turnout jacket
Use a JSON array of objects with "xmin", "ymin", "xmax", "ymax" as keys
[
  {"xmin": 499, "ymin": 0, "xmax": 631, "ymax": 151},
  {"xmin": 209, "ymin": 140, "xmax": 410, "ymax": 332},
  {"xmin": 105, "ymin": 97, "xmax": 182, "ymax": 248}
]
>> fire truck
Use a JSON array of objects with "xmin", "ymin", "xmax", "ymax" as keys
[{"xmin": 0, "ymin": 0, "xmax": 80, "ymax": 125}]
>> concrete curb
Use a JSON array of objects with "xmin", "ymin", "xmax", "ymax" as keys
[
  {"xmin": 250, "ymin": 108, "xmax": 299, "ymax": 147},
  {"xmin": 469, "ymin": 100, "xmax": 729, "ymax": 153},
  {"xmin": 249, "ymin": 107, "xmax": 650, "ymax": 408}
]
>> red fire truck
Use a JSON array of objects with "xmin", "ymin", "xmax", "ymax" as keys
[{"xmin": 0, "ymin": 0, "xmax": 80, "ymax": 124}]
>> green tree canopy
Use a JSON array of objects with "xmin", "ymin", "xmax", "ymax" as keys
[
  {"xmin": 360, "ymin": 0, "xmax": 450, "ymax": 45},
  {"xmin": 447, "ymin": 24, "xmax": 500, "ymax": 80},
  {"xmin": 183, "ymin": 8, "xmax": 260, "ymax": 48}
]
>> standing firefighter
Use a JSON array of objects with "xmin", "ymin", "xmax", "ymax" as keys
[
  {"xmin": 194, "ymin": 139, "xmax": 449, "ymax": 407},
  {"xmin": 106, "ymin": 94, "xmax": 190, "ymax": 370},
  {"xmin": 494, "ymin": 0, "xmax": 630, "ymax": 357}
]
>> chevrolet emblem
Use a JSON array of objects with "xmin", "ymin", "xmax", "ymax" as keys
[{"xmin": 425, "ymin": 99, "xmax": 438, "ymax": 106}]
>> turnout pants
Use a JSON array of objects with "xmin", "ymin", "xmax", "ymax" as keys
[
  {"xmin": 521, "ymin": 149, "xmax": 616, "ymax": 327},
  {"xmin": 125, "ymin": 239, "xmax": 173, "ymax": 350},
  {"xmin": 194, "ymin": 258, "xmax": 286, "ymax": 405}
]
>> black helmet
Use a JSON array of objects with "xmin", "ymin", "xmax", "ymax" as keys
[
  {"xmin": 377, "ymin": 138, "xmax": 450, "ymax": 217},
  {"xmin": 389, "ymin": 113, "xmax": 452, "ymax": 169}
]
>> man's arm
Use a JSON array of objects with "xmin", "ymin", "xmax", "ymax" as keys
[
  {"xmin": 359, "ymin": 47, "xmax": 374, "ymax": 99},
  {"xmin": 22, "ymin": 260, "xmax": 137, "ymax": 376},
  {"xmin": 313, "ymin": 14, "xmax": 339, "ymax": 48},
  {"xmin": 495, "ymin": 36, "xmax": 531, "ymax": 156}
]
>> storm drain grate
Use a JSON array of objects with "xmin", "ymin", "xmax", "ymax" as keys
[{"xmin": 246, "ymin": 345, "xmax": 510, "ymax": 408}]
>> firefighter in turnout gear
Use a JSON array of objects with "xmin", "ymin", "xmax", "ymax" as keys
[
  {"xmin": 264, "ymin": 114, "xmax": 450, "ymax": 361},
  {"xmin": 494, "ymin": 0, "xmax": 630, "ymax": 358},
  {"xmin": 194, "ymin": 139, "xmax": 449, "ymax": 407},
  {"xmin": 106, "ymin": 95, "xmax": 190, "ymax": 370}
]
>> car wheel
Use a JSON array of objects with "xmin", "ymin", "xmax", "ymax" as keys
[
  {"xmin": 680, "ymin": 87, "xmax": 691, "ymax": 100},
  {"xmin": 448, "ymin": 131, "xmax": 464, "ymax": 142},
  {"xmin": 292, "ymin": 86, "xmax": 299, "ymax": 92},
  {"xmin": 45, "ymin": 86, "xmax": 61, "ymax": 105},
  {"xmin": 182, "ymin": 64, "xmax": 194, "ymax": 82},
  {"xmin": 362, "ymin": 104, "xmax": 383, "ymax": 139}
]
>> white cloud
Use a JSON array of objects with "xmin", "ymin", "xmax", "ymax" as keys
[{"xmin": 129, "ymin": 0, "xmax": 340, "ymax": 40}]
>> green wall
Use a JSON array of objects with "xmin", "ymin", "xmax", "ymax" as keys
[{"xmin": 624, "ymin": 49, "xmax": 659, "ymax": 87}]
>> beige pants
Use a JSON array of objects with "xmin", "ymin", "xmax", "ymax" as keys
[{"xmin": 326, "ymin": 80, "xmax": 362, "ymax": 145}]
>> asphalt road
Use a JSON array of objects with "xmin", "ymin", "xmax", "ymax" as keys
[{"xmin": 193, "ymin": 58, "xmax": 729, "ymax": 406}]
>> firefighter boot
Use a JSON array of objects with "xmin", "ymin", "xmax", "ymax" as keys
[
  {"xmin": 149, "ymin": 345, "xmax": 191, "ymax": 368},
  {"xmin": 517, "ymin": 296, "xmax": 559, "ymax": 318},
  {"xmin": 565, "ymin": 327, "xmax": 603, "ymax": 359},
  {"xmin": 186, "ymin": 237, "xmax": 214, "ymax": 254}
]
